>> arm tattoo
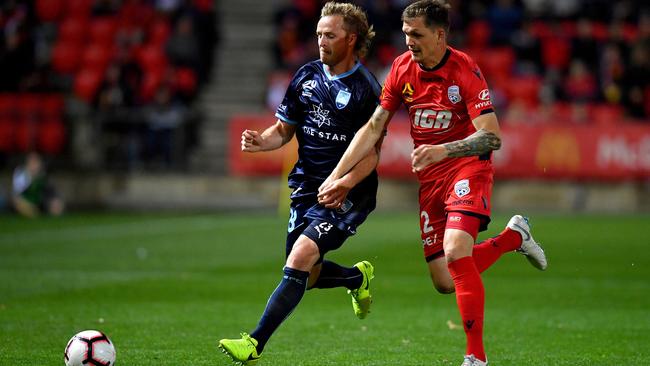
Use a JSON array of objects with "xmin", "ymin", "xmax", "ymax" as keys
[{"xmin": 443, "ymin": 129, "xmax": 501, "ymax": 158}]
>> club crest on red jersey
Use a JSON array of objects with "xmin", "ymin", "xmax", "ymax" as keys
[
  {"xmin": 448, "ymin": 85, "xmax": 461, "ymax": 104},
  {"xmin": 454, "ymin": 179, "xmax": 470, "ymax": 197},
  {"xmin": 402, "ymin": 82, "xmax": 414, "ymax": 102}
]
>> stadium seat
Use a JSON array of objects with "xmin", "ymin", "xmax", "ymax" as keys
[
  {"xmin": 506, "ymin": 76, "xmax": 542, "ymax": 107},
  {"xmin": 588, "ymin": 103, "xmax": 624, "ymax": 126},
  {"xmin": 542, "ymin": 36, "xmax": 571, "ymax": 70},
  {"xmin": 148, "ymin": 19, "xmax": 171, "ymax": 46},
  {"xmin": 174, "ymin": 67, "xmax": 197, "ymax": 96},
  {"xmin": 0, "ymin": 94, "xmax": 17, "ymax": 119},
  {"xmin": 36, "ymin": 0, "xmax": 63, "ymax": 22},
  {"xmin": 58, "ymin": 17, "xmax": 88, "ymax": 44},
  {"xmin": 82, "ymin": 44, "xmax": 114, "ymax": 74},
  {"xmin": 89, "ymin": 17, "xmax": 118, "ymax": 45},
  {"xmin": 136, "ymin": 44, "xmax": 168, "ymax": 74},
  {"xmin": 38, "ymin": 118, "xmax": 66, "ymax": 154},
  {"xmin": 0, "ymin": 118, "xmax": 14, "ymax": 152},
  {"xmin": 66, "ymin": 0, "xmax": 92, "ymax": 19},
  {"xmin": 477, "ymin": 47, "xmax": 515, "ymax": 80},
  {"xmin": 17, "ymin": 94, "xmax": 42, "ymax": 120},
  {"xmin": 139, "ymin": 70, "xmax": 164, "ymax": 103},
  {"xmin": 466, "ymin": 20, "xmax": 491, "ymax": 48},
  {"xmin": 42, "ymin": 95, "xmax": 65, "ymax": 119},
  {"xmin": 51, "ymin": 40, "xmax": 84, "ymax": 74},
  {"xmin": 14, "ymin": 119, "xmax": 36, "ymax": 153},
  {"xmin": 74, "ymin": 68, "xmax": 103, "ymax": 103}
]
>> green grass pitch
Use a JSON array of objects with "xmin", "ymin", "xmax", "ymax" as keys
[{"xmin": 1, "ymin": 211, "xmax": 649, "ymax": 365}]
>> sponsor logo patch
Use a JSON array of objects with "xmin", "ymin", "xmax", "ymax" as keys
[{"xmin": 478, "ymin": 89, "xmax": 490, "ymax": 101}]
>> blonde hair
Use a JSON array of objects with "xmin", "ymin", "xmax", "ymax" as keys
[{"xmin": 321, "ymin": 2, "xmax": 375, "ymax": 58}]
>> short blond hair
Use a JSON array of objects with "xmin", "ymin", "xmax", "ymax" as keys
[{"xmin": 321, "ymin": 2, "xmax": 375, "ymax": 58}]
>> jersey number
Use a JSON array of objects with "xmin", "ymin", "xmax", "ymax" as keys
[
  {"xmin": 413, "ymin": 109, "xmax": 452, "ymax": 129},
  {"xmin": 420, "ymin": 210, "xmax": 434, "ymax": 234}
]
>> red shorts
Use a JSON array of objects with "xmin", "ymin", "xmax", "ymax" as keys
[{"xmin": 418, "ymin": 160, "xmax": 493, "ymax": 261}]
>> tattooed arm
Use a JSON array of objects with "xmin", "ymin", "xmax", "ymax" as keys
[{"xmin": 411, "ymin": 112, "xmax": 501, "ymax": 172}]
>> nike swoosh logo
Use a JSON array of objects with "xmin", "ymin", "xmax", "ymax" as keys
[{"xmin": 513, "ymin": 223, "xmax": 531, "ymax": 241}]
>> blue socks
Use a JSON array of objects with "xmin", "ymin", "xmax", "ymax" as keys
[
  {"xmin": 250, "ymin": 267, "xmax": 309, "ymax": 352},
  {"xmin": 311, "ymin": 260, "xmax": 363, "ymax": 290}
]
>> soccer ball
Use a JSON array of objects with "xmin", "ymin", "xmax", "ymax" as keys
[{"xmin": 64, "ymin": 330, "xmax": 116, "ymax": 366}]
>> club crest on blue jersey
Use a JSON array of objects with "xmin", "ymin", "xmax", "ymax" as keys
[
  {"xmin": 335, "ymin": 90, "xmax": 351, "ymax": 109},
  {"xmin": 448, "ymin": 85, "xmax": 461, "ymax": 104}
]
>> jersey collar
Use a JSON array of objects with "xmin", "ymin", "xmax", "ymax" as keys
[
  {"xmin": 322, "ymin": 61, "xmax": 361, "ymax": 81},
  {"xmin": 418, "ymin": 48, "xmax": 451, "ymax": 72}
]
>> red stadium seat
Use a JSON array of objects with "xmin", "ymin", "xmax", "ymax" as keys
[
  {"xmin": 66, "ymin": 0, "xmax": 92, "ymax": 19},
  {"xmin": 139, "ymin": 70, "xmax": 164, "ymax": 103},
  {"xmin": 89, "ymin": 17, "xmax": 118, "ymax": 45},
  {"xmin": 51, "ymin": 40, "xmax": 84, "ymax": 74},
  {"xmin": 476, "ymin": 47, "xmax": 515, "ymax": 80},
  {"xmin": 36, "ymin": 0, "xmax": 63, "ymax": 22},
  {"xmin": 14, "ymin": 119, "xmax": 36, "ymax": 153},
  {"xmin": 0, "ymin": 94, "xmax": 17, "ymax": 118},
  {"xmin": 588, "ymin": 103, "xmax": 623, "ymax": 126},
  {"xmin": 591, "ymin": 22, "xmax": 609, "ymax": 41},
  {"xmin": 42, "ymin": 95, "xmax": 65, "ymax": 119},
  {"xmin": 17, "ymin": 94, "xmax": 42, "ymax": 119},
  {"xmin": 466, "ymin": 21, "xmax": 491, "ymax": 48},
  {"xmin": 82, "ymin": 44, "xmax": 114, "ymax": 74},
  {"xmin": 542, "ymin": 36, "xmax": 571, "ymax": 70},
  {"xmin": 136, "ymin": 44, "xmax": 168, "ymax": 73},
  {"xmin": 74, "ymin": 68, "xmax": 103, "ymax": 103},
  {"xmin": 58, "ymin": 18, "xmax": 88, "ymax": 44},
  {"xmin": 506, "ymin": 76, "xmax": 542, "ymax": 107},
  {"xmin": 0, "ymin": 118, "xmax": 14, "ymax": 152},
  {"xmin": 173, "ymin": 67, "xmax": 197, "ymax": 96},
  {"xmin": 38, "ymin": 118, "xmax": 66, "ymax": 154},
  {"xmin": 148, "ymin": 20, "xmax": 171, "ymax": 46}
]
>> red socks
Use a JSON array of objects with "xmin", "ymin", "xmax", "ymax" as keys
[
  {"xmin": 448, "ymin": 256, "xmax": 486, "ymax": 362},
  {"xmin": 472, "ymin": 228, "xmax": 522, "ymax": 273}
]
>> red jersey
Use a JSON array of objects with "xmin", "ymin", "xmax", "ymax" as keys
[{"xmin": 380, "ymin": 47, "xmax": 495, "ymax": 182}]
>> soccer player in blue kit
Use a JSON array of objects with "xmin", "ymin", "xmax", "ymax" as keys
[{"xmin": 218, "ymin": 3, "xmax": 382, "ymax": 365}]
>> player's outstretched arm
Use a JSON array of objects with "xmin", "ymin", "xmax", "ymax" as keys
[
  {"xmin": 241, "ymin": 120, "xmax": 296, "ymax": 153},
  {"xmin": 320, "ymin": 106, "xmax": 393, "ymax": 184},
  {"xmin": 318, "ymin": 143, "xmax": 380, "ymax": 208},
  {"xmin": 411, "ymin": 112, "xmax": 501, "ymax": 172}
]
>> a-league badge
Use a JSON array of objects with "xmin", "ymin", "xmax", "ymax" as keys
[
  {"xmin": 448, "ymin": 85, "xmax": 461, "ymax": 104},
  {"xmin": 335, "ymin": 90, "xmax": 351, "ymax": 109},
  {"xmin": 454, "ymin": 179, "xmax": 470, "ymax": 197}
]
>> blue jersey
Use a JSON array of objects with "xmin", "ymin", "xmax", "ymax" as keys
[{"xmin": 275, "ymin": 60, "xmax": 381, "ymax": 190}]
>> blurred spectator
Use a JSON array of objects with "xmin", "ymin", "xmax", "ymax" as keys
[
  {"xmin": 165, "ymin": 15, "xmax": 200, "ymax": 75},
  {"xmin": 486, "ymin": 0, "xmax": 523, "ymax": 45},
  {"xmin": 622, "ymin": 42, "xmax": 649, "ymax": 119},
  {"xmin": 11, "ymin": 152, "xmax": 64, "ymax": 218},
  {"xmin": 144, "ymin": 86, "xmax": 187, "ymax": 167},
  {"xmin": 564, "ymin": 59, "xmax": 598, "ymax": 102}
]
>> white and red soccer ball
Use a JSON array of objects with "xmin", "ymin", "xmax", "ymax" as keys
[{"xmin": 64, "ymin": 330, "xmax": 116, "ymax": 366}]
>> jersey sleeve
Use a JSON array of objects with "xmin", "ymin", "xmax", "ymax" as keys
[
  {"xmin": 275, "ymin": 66, "xmax": 310, "ymax": 125},
  {"xmin": 461, "ymin": 59, "xmax": 493, "ymax": 120},
  {"xmin": 379, "ymin": 60, "xmax": 402, "ymax": 112}
]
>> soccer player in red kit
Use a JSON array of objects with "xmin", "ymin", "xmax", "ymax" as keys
[{"xmin": 318, "ymin": 1, "xmax": 547, "ymax": 365}]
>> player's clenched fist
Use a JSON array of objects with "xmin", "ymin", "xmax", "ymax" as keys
[
  {"xmin": 411, "ymin": 144, "xmax": 448, "ymax": 172},
  {"xmin": 241, "ymin": 129, "xmax": 263, "ymax": 152}
]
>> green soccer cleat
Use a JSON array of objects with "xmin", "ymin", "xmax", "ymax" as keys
[
  {"xmin": 348, "ymin": 261, "xmax": 375, "ymax": 319},
  {"xmin": 218, "ymin": 333, "xmax": 261, "ymax": 366}
]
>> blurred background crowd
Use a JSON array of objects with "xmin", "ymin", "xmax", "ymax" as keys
[
  {"xmin": 268, "ymin": 0, "xmax": 649, "ymax": 123},
  {"xmin": 0, "ymin": 0, "xmax": 648, "ymax": 214}
]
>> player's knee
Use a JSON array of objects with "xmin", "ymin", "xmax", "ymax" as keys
[
  {"xmin": 286, "ymin": 239, "xmax": 320, "ymax": 271},
  {"xmin": 431, "ymin": 276, "xmax": 455, "ymax": 294}
]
